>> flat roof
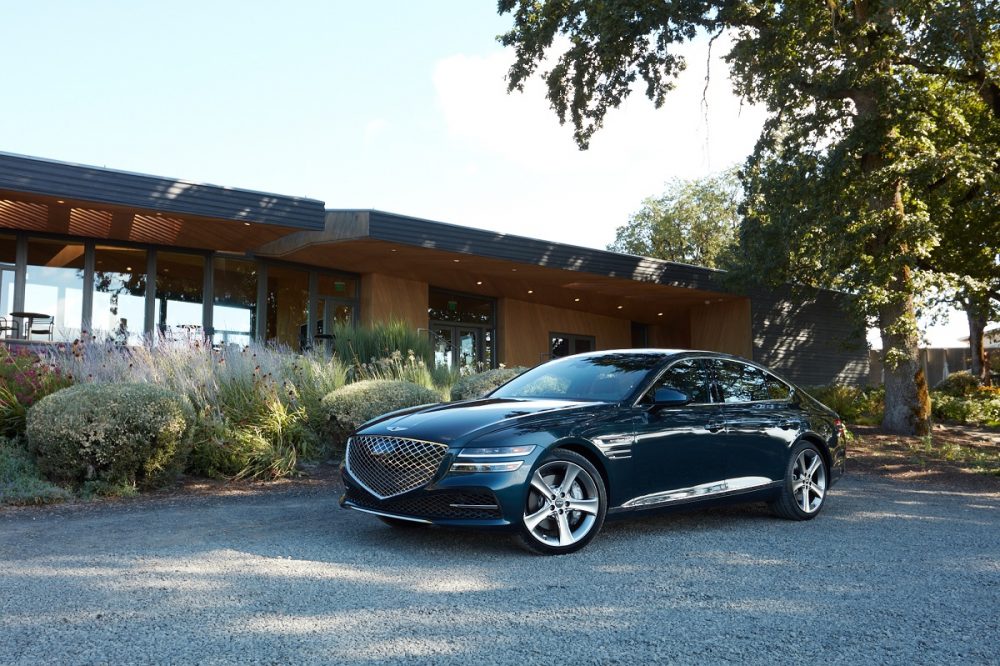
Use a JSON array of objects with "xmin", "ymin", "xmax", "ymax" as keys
[{"xmin": 0, "ymin": 152, "xmax": 326, "ymax": 230}]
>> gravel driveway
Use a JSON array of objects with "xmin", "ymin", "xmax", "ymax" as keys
[{"xmin": 2, "ymin": 474, "xmax": 998, "ymax": 665}]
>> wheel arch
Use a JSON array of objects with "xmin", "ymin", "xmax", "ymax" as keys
[
  {"xmin": 796, "ymin": 432, "xmax": 832, "ymax": 474},
  {"xmin": 551, "ymin": 441, "xmax": 610, "ymax": 495}
]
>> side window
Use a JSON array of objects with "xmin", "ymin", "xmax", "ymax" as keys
[
  {"xmin": 653, "ymin": 359, "xmax": 712, "ymax": 404},
  {"xmin": 764, "ymin": 372, "xmax": 792, "ymax": 401},
  {"xmin": 713, "ymin": 360, "xmax": 769, "ymax": 403}
]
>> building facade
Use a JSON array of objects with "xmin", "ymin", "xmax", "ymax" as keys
[{"xmin": 0, "ymin": 152, "xmax": 867, "ymax": 385}]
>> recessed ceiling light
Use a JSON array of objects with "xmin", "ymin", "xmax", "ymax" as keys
[
  {"xmin": 453, "ymin": 259, "xmax": 460, "ymax": 263},
  {"xmin": 574, "ymin": 298, "xmax": 580, "ymax": 302},
  {"xmin": 511, "ymin": 268, "xmax": 517, "ymax": 272},
  {"xmin": 56, "ymin": 200, "xmax": 65, "ymax": 204},
  {"xmin": 390, "ymin": 249, "xmax": 397, "ymax": 252},
  {"xmin": 527, "ymin": 290, "xmax": 534, "ymax": 294},
  {"xmin": 476, "ymin": 281, "xmax": 483, "ymax": 285},
  {"xmin": 617, "ymin": 305, "xmax": 623, "ymax": 309},
  {"xmin": 243, "ymin": 222, "xmax": 251, "ymax": 226},
  {"xmin": 657, "ymin": 312, "xmax": 664, "ymax": 316},
  {"xmin": 126, "ymin": 266, "xmax": 132, "ymax": 271}
]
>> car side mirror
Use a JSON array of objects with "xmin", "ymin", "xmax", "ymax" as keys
[{"xmin": 652, "ymin": 387, "xmax": 691, "ymax": 407}]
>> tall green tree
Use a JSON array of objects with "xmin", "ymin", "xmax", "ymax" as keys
[
  {"xmin": 499, "ymin": 0, "xmax": 1000, "ymax": 435},
  {"xmin": 608, "ymin": 169, "xmax": 739, "ymax": 268}
]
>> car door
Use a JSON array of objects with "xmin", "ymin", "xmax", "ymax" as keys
[
  {"xmin": 626, "ymin": 358, "xmax": 727, "ymax": 506},
  {"xmin": 710, "ymin": 359, "xmax": 800, "ymax": 484}
]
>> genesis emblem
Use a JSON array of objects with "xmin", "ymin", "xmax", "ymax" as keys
[{"xmin": 387, "ymin": 426, "xmax": 408, "ymax": 432}]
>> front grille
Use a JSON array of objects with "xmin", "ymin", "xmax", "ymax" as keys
[
  {"xmin": 346, "ymin": 435, "xmax": 448, "ymax": 499},
  {"xmin": 344, "ymin": 486, "xmax": 502, "ymax": 520}
]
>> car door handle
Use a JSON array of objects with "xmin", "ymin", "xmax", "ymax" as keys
[
  {"xmin": 779, "ymin": 420, "xmax": 800, "ymax": 430},
  {"xmin": 706, "ymin": 420, "xmax": 726, "ymax": 432}
]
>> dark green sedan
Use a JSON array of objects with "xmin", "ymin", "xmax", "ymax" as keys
[{"xmin": 340, "ymin": 350, "xmax": 846, "ymax": 555}]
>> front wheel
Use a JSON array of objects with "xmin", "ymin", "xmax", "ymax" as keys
[
  {"xmin": 516, "ymin": 449, "xmax": 607, "ymax": 555},
  {"xmin": 770, "ymin": 441, "xmax": 828, "ymax": 520}
]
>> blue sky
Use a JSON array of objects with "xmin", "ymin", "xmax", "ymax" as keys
[{"xmin": 0, "ymin": 1, "xmax": 970, "ymax": 345}]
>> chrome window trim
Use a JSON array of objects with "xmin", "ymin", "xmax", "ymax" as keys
[
  {"xmin": 708, "ymin": 358, "xmax": 796, "ymax": 406},
  {"xmin": 632, "ymin": 354, "xmax": 719, "ymax": 408}
]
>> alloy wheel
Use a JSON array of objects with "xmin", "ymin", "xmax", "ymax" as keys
[
  {"xmin": 522, "ymin": 460, "xmax": 601, "ymax": 548},
  {"xmin": 791, "ymin": 448, "xmax": 827, "ymax": 514}
]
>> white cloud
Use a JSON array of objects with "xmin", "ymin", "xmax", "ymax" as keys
[
  {"xmin": 363, "ymin": 118, "xmax": 388, "ymax": 145},
  {"xmin": 431, "ymin": 33, "xmax": 768, "ymax": 249}
]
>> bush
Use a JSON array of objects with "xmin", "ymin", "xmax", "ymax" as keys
[
  {"xmin": 0, "ymin": 346, "xmax": 73, "ymax": 437},
  {"xmin": 332, "ymin": 321, "xmax": 433, "ymax": 377},
  {"xmin": 802, "ymin": 384, "xmax": 884, "ymax": 425},
  {"xmin": 450, "ymin": 367, "xmax": 527, "ymax": 401},
  {"xmin": 321, "ymin": 380, "xmax": 441, "ymax": 451},
  {"xmin": 27, "ymin": 383, "xmax": 193, "ymax": 489},
  {"xmin": 0, "ymin": 437, "xmax": 70, "ymax": 506},
  {"xmin": 932, "ymin": 392, "xmax": 1000, "ymax": 427},
  {"xmin": 934, "ymin": 371, "xmax": 981, "ymax": 398}
]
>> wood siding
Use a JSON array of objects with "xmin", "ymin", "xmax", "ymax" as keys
[
  {"xmin": 499, "ymin": 298, "xmax": 631, "ymax": 367},
  {"xmin": 689, "ymin": 299, "xmax": 753, "ymax": 357},
  {"xmin": 360, "ymin": 273, "xmax": 428, "ymax": 330}
]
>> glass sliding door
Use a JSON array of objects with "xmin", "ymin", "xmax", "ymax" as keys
[
  {"xmin": 154, "ymin": 251, "xmax": 205, "ymax": 344},
  {"xmin": 428, "ymin": 288, "xmax": 496, "ymax": 371},
  {"xmin": 213, "ymin": 256, "xmax": 257, "ymax": 347},
  {"xmin": 24, "ymin": 238, "xmax": 86, "ymax": 341},
  {"xmin": 265, "ymin": 265, "xmax": 309, "ymax": 351},
  {"xmin": 92, "ymin": 245, "xmax": 147, "ymax": 345}
]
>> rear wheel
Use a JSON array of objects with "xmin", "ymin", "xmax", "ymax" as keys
[
  {"xmin": 516, "ymin": 449, "xmax": 607, "ymax": 555},
  {"xmin": 770, "ymin": 441, "xmax": 828, "ymax": 520}
]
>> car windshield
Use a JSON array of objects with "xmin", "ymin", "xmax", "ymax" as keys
[{"xmin": 491, "ymin": 352, "xmax": 665, "ymax": 402}]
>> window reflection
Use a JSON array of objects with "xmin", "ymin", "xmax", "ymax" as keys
[
  {"xmin": 93, "ymin": 246, "xmax": 147, "ymax": 345},
  {"xmin": 25, "ymin": 239, "xmax": 85, "ymax": 342},
  {"xmin": 155, "ymin": 252, "xmax": 205, "ymax": 343},
  {"xmin": 656, "ymin": 359, "xmax": 712, "ymax": 403},
  {"xmin": 713, "ymin": 360, "xmax": 769, "ymax": 402},
  {"xmin": 266, "ymin": 265, "xmax": 309, "ymax": 351},
  {"xmin": 213, "ymin": 257, "xmax": 256, "ymax": 347},
  {"xmin": 0, "ymin": 235, "xmax": 16, "ymax": 337}
]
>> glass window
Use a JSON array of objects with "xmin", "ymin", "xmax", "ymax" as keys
[
  {"xmin": 266, "ymin": 265, "xmax": 309, "ymax": 351},
  {"xmin": 550, "ymin": 333, "xmax": 596, "ymax": 359},
  {"xmin": 654, "ymin": 359, "xmax": 712, "ymax": 404},
  {"xmin": 0, "ymin": 235, "xmax": 17, "ymax": 336},
  {"xmin": 213, "ymin": 257, "xmax": 257, "ymax": 347},
  {"xmin": 493, "ymin": 352, "xmax": 663, "ymax": 402},
  {"xmin": 317, "ymin": 274, "xmax": 357, "ymax": 299},
  {"xmin": 92, "ymin": 246, "xmax": 147, "ymax": 345},
  {"xmin": 764, "ymin": 372, "xmax": 793, "ymax": 401},
  {"xmin": 154, "ymin": 251, "xmax": 205, "ymax": 343},
  {"xmin": 428, "ymin": 289, "xmax": 494, "ymax": 325},
  {"xmin": 24, "ymin": 238, "xmax": 85, "ymax": 342},
  {"xmin": 713, "ymin": 360, "xmax": 770, "ymax": 403}
]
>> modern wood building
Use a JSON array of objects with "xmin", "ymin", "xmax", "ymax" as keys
[{"xmin": 0, "ymin": 152, "xmax": 867, "ymax": 385}]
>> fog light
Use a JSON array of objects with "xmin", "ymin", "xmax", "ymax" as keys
[
  {"xmin": 450, "ymin": 461, "xmax": 524, "ymax": 473},
  {"xmin": 457, "ymin": 445, "xmax": 535, "ymax": 458}
]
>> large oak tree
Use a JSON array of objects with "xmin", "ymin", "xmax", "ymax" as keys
[{"xmin": 499, "ymin": 0, "xmax": 1000, "ymax": 434}]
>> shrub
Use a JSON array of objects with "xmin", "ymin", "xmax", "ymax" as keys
[
  {"xmin": 27, "ymin": 383, "xmax": 193, "ymax": 489},
  {"xmin": 321, "ymin": 380, "xmax": 441, "ymax": 451},
  {"xmin": 450, "ymin": 367, "xmax": 527, "ymax": 401},
  {"xmin": 932, "ymin": 392, "xmax": 1000, "ymax": 427},
  {"xmin": 804, "ymin": 384, "xmax": 884, "ymax": 425},
  {"xmin": 0, "ymin": 346, "xmax": 73, "ymax": 437},
  {"xmin": 0, "ymin": 437, "xmax": 70, "ymax": 506},
  {"xmin": 934, "ymin": 371, "xmax": 981, "ymax": 398},
  {"xmin": 332, "ymin": 320, "xmax": 433, "ymax": 377}
]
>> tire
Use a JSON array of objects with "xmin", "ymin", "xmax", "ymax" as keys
[
  {"xmin": 377, "ymin": 516, "xmax": 426, "ymax": 529},
  {"xmin": 516, "ymin": 449, "xmax": 607, "ymax": 555},
  {"xmin": 770, "ymin": 440, "xmax": 829, "ymax": 521}
]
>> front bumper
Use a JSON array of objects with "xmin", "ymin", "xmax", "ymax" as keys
[{"xmin": 339, "ymin": 454, "xmax": 538, "ymax": 528}]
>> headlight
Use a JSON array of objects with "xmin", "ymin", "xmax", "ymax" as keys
[
  {"xmin": 450, "ymin": 461, "xmax": 524, "ymax": 473},
  {"xmin": 457, "ymin": 445, "xmax": 536, "ymax": 458}
]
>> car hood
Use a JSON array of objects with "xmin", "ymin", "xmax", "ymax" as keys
[{"xmin": 358, "ymin": 398, "xmax": 600, "ymax": 445}]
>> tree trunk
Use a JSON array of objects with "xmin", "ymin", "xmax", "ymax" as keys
[
  {"xmin": 965, "ymin": 295, "xmax": 990, "ymax": 386},
  {"xmin": 879, "ymin": 276, "xmax": 931, "ymax": 435}
]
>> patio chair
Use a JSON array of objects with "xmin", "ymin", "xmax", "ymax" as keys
[
  {"xmin": 27, "ymin": 315, "xmax": 54, "ymax": 341},
  {"xmin": 0, "ymin": 316, "xmax": 18, "ymax": 338}
]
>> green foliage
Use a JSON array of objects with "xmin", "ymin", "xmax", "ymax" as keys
[
  {"xmin": 27, "ymin": 383, "xmax": 193, "ymax": 490},
  {"xmin": 931, "ymin": 390, "xmax": 1000, "ymax": 427},
  {"xmin": 499, "ymin": 0, "xmax": 1000, "ymax": 435},
  {"xmin": 321, "ymin": 380, "xmax": 442, "ymax": 451},
  {"xmin": 806, "ymin": 385, "xmax": 884, "ymax": 426},
  {"xmin": 0, "ymin": 437, "xmax": 70, "ymax": 506},
  {"xmin": 332, "ymin": 320, "xmax": 434, "ymax": 377},
  {"xmin": 0, "ymin": 346, "xmax": 73, "ymax": 437},
  {"xmin": 934, "ymin": 371, "xmax": 982, "ymax": 398},
  {"xmin": 451, "ymin": 367, "xmax": 527, "ymax": 401},
  {"xmin": 354, "ymin": 349, "xmax": 440, "ymax": 393},
  {"xmin": 608, "ymin": 169, "xmax": 740, "ymax": 268}
]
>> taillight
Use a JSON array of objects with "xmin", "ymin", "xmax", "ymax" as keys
[{"xmin": 834, "ymin": 419, "xmax": 846, "ymax": 436}]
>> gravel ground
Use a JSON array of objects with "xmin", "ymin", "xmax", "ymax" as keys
[{"xmin": 1, "ymin": 475, "xmax": 998, "ymax": 665}]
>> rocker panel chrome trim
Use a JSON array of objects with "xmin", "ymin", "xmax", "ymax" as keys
[{"xmin": 620, "ymin": 476, "xmax": 775, "ymax": 509}]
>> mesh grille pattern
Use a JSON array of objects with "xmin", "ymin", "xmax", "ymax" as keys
[
  {"xmin": 346, "ymin": 435, "xmax": 448, "ymax": 499},
  {"xmin": 344, "ymin": 486, "xmax": 502, "ymax": 520}
]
